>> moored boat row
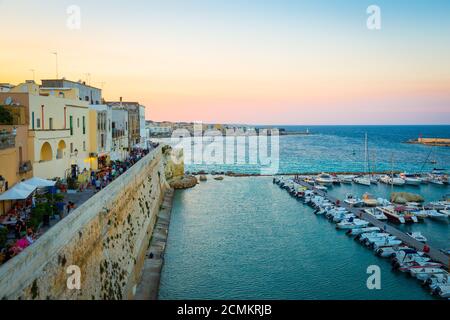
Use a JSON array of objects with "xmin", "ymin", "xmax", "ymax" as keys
[{"xmin": 273, "ymin": 176, "xmax": 450, "ymax": 299}]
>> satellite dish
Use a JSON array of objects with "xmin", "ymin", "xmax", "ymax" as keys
[{"xmin": 4, "ymin": 97, "xmax": 12, "ymax": 105}]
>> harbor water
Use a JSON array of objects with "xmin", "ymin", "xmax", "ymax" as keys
[
  {"xmin": 159, "ymin": 177, "xmax": 444, "ymax": 300},
  {"xmin": 159, "ymin": 126, "xmax": 449, "ymax": 300}
]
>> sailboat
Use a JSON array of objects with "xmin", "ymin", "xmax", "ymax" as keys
[{"xmin": 354, "ymin": 133, "xmax": 371, "ymax": 186}]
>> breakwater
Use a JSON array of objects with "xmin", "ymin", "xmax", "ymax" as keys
[{"xmin": 0, "ymin": 145, "xmax": 180, "ymax": 300}]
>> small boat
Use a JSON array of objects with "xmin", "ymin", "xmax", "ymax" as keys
[
  {"xmin": 379, "ymin": 206, "xmax": 418, "ymax": 224},
  {"xmin": 432, "ymin": 284, "xmax": 450, "ymax": 299},
  {"xmin": 407, "ymin": 232, "xmax": 427, "ymax": 243},
  {"xmin": 427, "ymin": 210, "xmax": 448, "ymax": 221},
  {"xmin": 354, "ymin": 176, "xmax": 371, "ymax": 186},
  {"xmin": 362, "ymin": 193, "xmax": 377, "ymax": 207},
  {"xmin": 315, "ymin": 173, "xmax": 334, "ymax": 186},
  {"xmin": 346, "ymin": 227, "xmax": 380, "ymax": 236},
  {"xmin": 343, "ymin": 193, "xmax": 363, "ymax": 207},
  {"xmin": 439, "ymin": 210, "xmax": 450, "ymax": 217},
  {"xmin": 401, "ymin": 173, "xmax": 422, "ymax": 186},
  {"xmin": 336, "ymin": 217, "xmax": 369, "ymax": 230},
  {"xmin": 364, "ymin": 208, "xmax": 388, "ymax": 220},
  {"xmin": 390, "ymin": 177, "xmax": 406, "ymax": 186},
  {"xmin": 375, "ymin": 246, "xmax": 411, "ymax": 258},
  {"xmin": 397, "ymin": 261, "xmax": 443, "ymax": 273},
  {"xmin": 372, "ymin": 239, "xmax": 403, "ymax": 250},
  {"xmin": 410, "ymin": 268, "xmax": 447, "ymax": 281},
  {"xmin": 338, "ymin": 175, "xmax": 354, "ymax": 184},
  {"xmin": 313, "ymin": 184, "xmax": 328, "ymax": 192}
]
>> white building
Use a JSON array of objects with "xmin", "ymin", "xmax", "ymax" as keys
[
  {"xmin": 139, "ymin": 105, "xmax": 147, "ymax": 148},
  {"xmin": 89, "ymin": 104, "xmax": 112, "ymax": 167},
  {"xmin": 146, "ymin": 123, "xmax": 172, "ymax": 137},
  {"xmin": 111, "ymin": 107, "xmax": 129, "ymax": 161}
]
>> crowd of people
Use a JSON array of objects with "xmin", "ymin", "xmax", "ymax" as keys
[
  {"xmin": 0, "ymin": 199, "xmax": 38, "ymax": 264},
  {"xmin": 0, "ymin": 145, "xmax": 158, "ymax": 265}
]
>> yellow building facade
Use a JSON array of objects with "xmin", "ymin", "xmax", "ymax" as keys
[{"xmin": 0, "ymin": 82, "xmax": 96, "ymax": 180}]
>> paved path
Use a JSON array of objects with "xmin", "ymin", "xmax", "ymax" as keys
[
  {"xmin": 134, "ymin": 188, "xmax": 174, "ymax": 300},
  {"xmin": 294, "ymin": 179, "xmax": 450, "ymax": 270}
]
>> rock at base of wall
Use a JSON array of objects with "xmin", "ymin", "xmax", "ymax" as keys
[
  {"xmin": 199, "ymin": 175, "xmax": 207, "ymax": 182},
  {"xmin": 170, "ymin": 176, "xmax": 198, "ymax": 189},
  {"xmin": 390, "ymin": 192, "xmax": 424, "ymax": 204}
]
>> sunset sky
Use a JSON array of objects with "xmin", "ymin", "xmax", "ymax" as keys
[{"xmin": 1, "ymin": 0, "xmax": 450, "ymax": 124}]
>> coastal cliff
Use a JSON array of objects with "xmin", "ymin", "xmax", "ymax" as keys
[{"xmin": 0, "ymin": 145, "xmax": 178, "ymax": 300}]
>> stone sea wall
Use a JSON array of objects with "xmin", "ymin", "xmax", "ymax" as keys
[{"xmin": 0, "ymin": 145, "xmax": 172, "ymax": 300}]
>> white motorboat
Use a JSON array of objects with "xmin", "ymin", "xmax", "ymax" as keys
[
  {"xmin": 332, "ymin": 213, "xmax": 355, "ymax": 223},
  {"xmin": 364, "ymin": 208, "xmax": 388, "ymax": 220},
  {"xmin": 354, "ymin": 176, "xmax": 371, "ymax": 186},
  {"xmin": 410, "ymin": 268, "xmax": 447, "ymax": 281},
  {"xmin": 372, "ymin": 239, "xmax": 403, "ymax": 250},
  {"xmin": 439, "ymin": 210, "xmax": 450, "ymax": 217},
  {"xmin": 346, "ymin": 227, "xmax": 380, "ymax": 236},
  {"xmin": 433, "ymin": 284, "xmax": 450, "ymax": 299},
  {"xmin": 313, "ymin": 184, "xmax": 328, "ymax": 192},
  {"xmin": 397, "ymin": 261, "xmax": 443, "ymax": 273},
  {"xmin": 343, "ymin": 193, "xmax": 363, "ymax": 207},
  {"xmin": 401, "ymin": 173, "xmax": 422, "ymax": 186},
  {"xmin": 406, "ymin": 232, "xmax": 427, "ymax": 243},
  {"xmin": 380, "ymin": 175, "xmax": 405, "ymax": 186},
  {"xmin": 336, "ymin": 218, "xmax": 369, "ymax": 230},
  {"xmin": 427, "ymin": 210, "xmax": 448, "ymax": 221},
  {"xmin": 390, "ymin": 177, "xmax": 406, "ymax": 186},
  {"xmin": 315, "ymin": 173, "xmax": 334, "ymax": 186},
  {"xmin": 362, "ymin": 193, "xmax": 377, "ymax": 207},
  {"xmin": 338, "ymin": 175, "xmax": 354, "ymax": 184},
  {"xmin": 358, "ymin": 232, "xmax": 390, "ymax": 240},
  {"xmin": 425, "ymin": 273, "xmax": 449, "ymax": 289},
  {"xmin": 375, "ymin": 246, "xmax": 411, "ymax": 258},
  {"xmin": 379, "ymin": 175, "xmax": 391, "ymax": 184}
]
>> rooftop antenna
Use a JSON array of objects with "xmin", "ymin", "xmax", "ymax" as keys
[
  {"xmin": 51, "ymin": 51, "xmax": 59, "ymax": 79},
  {"xmin": 29, "ymin": 69, "xmax": 35, "ymax": 82},
  {"xmin": 84, "ymin": 73, "xmax": 91, "ymax": 85}
]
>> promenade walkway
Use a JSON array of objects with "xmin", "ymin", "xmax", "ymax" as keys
[{"xmin": 135, "ymin": 188, "xmax": 174, "ymax": 300}]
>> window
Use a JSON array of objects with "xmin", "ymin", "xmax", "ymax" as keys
[
  {"xmin": 83, "ymin": 141, "xmax": 86, "ymax": 151},
  {"xmin": 36, "ymin": 118, "xmax": 41, "ymax": 129},
  {"xmin": 101, "ymin": 134, "xmax": 104, "ymax": 148},
  {"xmin": 70, "ymin": 143, "xmax": 73, "ymax": 154},
  {"xmin": 49, "ymin": 118, "xmax": 53, "ymax": 130},
  {"xmin": 31, "ymin": 112, "xmax": 35, "ymax": 130},
  {"xmin": 69, "ymin": 116, "xmax": 73, "ymax": 135},
  {"xmin": 82, "ymin": 116, "xmax": 86, "ymax": 134},
  {"xmin": 77, "ymin": 118, "xmax": 80, "ymax": 128}
]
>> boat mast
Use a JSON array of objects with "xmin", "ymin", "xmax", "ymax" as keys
[{"xmin": 364, "ymin": 133, "xmax": 368, "ymax": 175}]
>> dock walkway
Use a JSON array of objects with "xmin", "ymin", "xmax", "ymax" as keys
[
  {"xmin": 294, "ymin": 179, "xmax": 450, "ymax": 270},
  {"xmin": 134, "ymin": 188, "xmax": 174, "ymax": 300}
]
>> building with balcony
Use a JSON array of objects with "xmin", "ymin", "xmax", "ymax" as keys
[
  {"xmin": 0, "ymin": 81, "xmax": 94, "ymax": 180},
  {"xmin": 0, "ymin": 103, "xmax": 32, "ymax": 214}
]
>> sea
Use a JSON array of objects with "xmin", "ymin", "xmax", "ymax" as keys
[{"xmin": 159, "ymin": 125, "xmax": 450, "ymax": 300}]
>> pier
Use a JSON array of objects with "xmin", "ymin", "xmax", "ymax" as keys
[
  {"xmin": 293, "ymin": 179, "xmax": 450, "ymax": 270},
  {"xmin": 406, "ymin": 137, "xmax": 450, "ymax": 147}
]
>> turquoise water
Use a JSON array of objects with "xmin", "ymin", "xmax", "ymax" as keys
[
  {"xmin": 159, "ymin": 126, "xmax": 449, "ymax": 300},
  {"xmin": 184, "ymin": 125, "xmax": 450, "ymax": 174},
  {"xmin": 159, "ymin": 177, "xmax": 444, "ymax": 300}
]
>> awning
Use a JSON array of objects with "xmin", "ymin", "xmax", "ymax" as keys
[
  {"xmin": 23, "ymin": 177, "xmax": 56, "ymax": 188},
  {"xmin": 0, "ymin": 182, "xmax": 37, "ymax": 201}
]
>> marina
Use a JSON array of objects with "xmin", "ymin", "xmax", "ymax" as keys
[{"xmin": 273, "ymin": 173, "xmax": 450, "ymax": 299}]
